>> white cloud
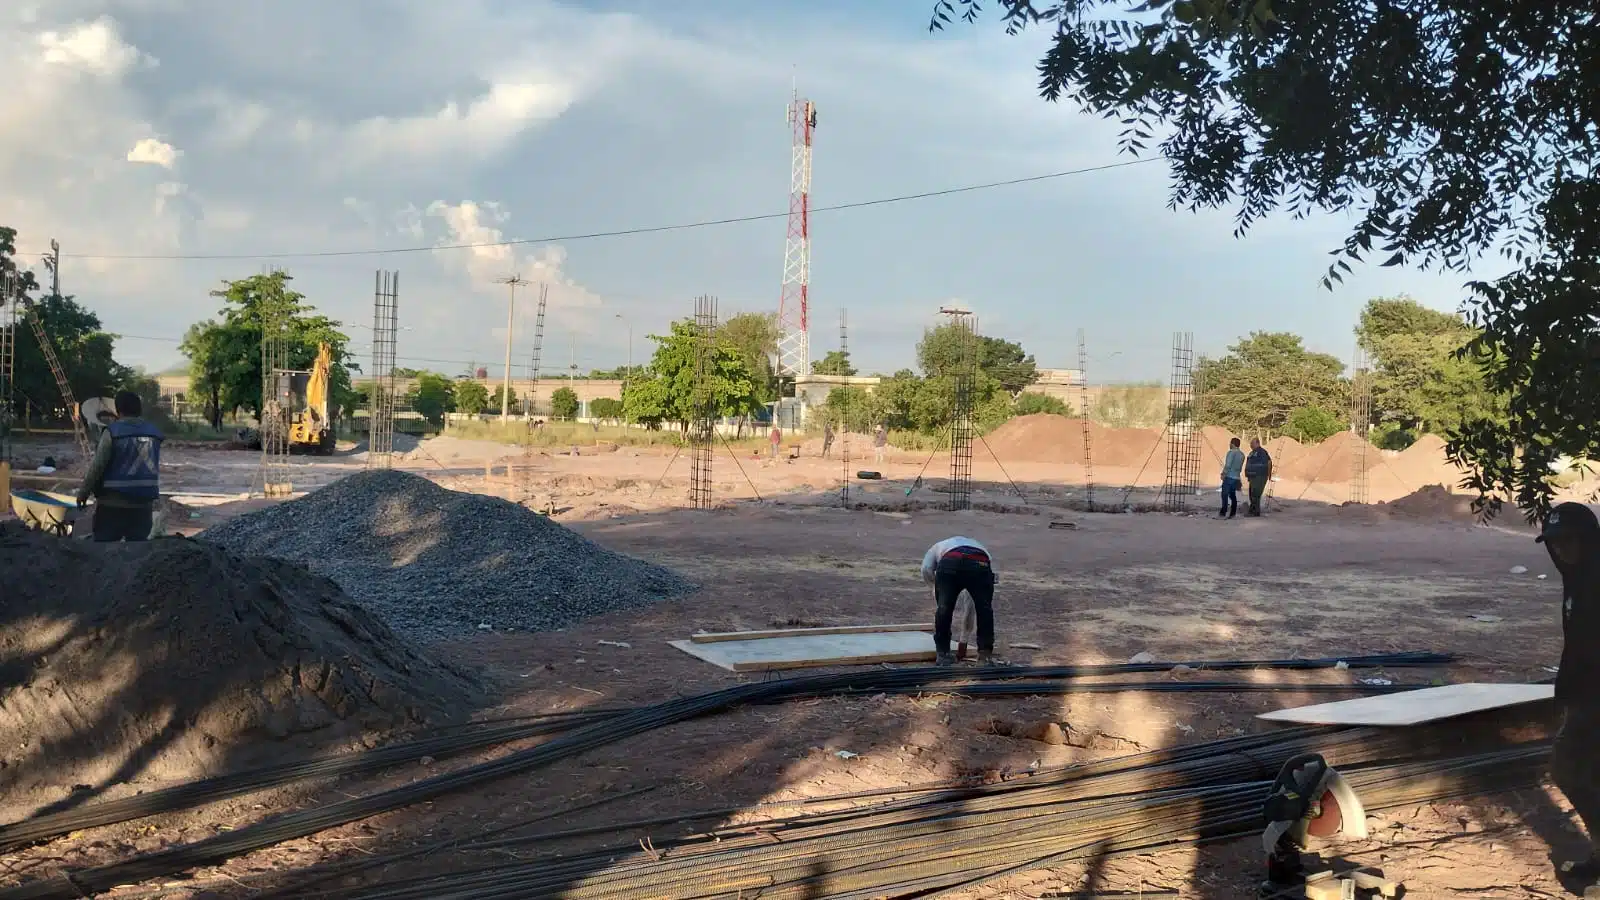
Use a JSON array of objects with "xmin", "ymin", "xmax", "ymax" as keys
[
  {"xmin": 37, "ymin": 16, "xmax": 147, "ymax": 76},
  {"xmin": 424, "ymin": 200, "xmax": 602, "ymax": 326},
  {"xmin": 345, "ymin": 79, "xmax": 577, "ymax": 164},
  {"xmin": 126, "ymin": 136, "xmax": 179, "ymax": 168}
]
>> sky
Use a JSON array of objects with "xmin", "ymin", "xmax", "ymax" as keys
[{"xmin": 0, "ymin": 0, "xmax": 1475, "ymax": 383}]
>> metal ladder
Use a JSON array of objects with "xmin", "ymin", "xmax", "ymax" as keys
[{"xmin": 22, "ymin": 301, "xmax": 89, "ymax": 459}]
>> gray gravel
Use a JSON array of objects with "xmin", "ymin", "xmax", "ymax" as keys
[{"xmin": 199, "ymin": 470, "xmax": 697, "ymax": 640}]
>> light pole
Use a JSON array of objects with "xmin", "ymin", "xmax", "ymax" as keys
[{"xmin": 495, "ymin": 275, "xmax": 527, "ymax": 422}]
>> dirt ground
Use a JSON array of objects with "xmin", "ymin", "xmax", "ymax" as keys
[{"xmin": 1, "ymin": 434, "xmax": 1590, "ymax": 898}]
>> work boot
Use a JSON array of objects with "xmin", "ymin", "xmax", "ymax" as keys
[
  {"xmin": 934, "ymin": 651, "xmax": 956, "ymax": 667},
  {"xmin": 976, "ymin": 654, "xmax": 1011, "ymax": 668}
]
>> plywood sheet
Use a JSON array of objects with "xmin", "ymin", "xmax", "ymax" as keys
[
  {"xmin": 670, "ymin": 631, "xmax": 936, "ymax": 672},
  {"xmin": 690, "ymin": 623, "xmax": 934, "ymax": 644},
  {"xmin": 1257, "ymin": 682, "xmax": 1553, "ymax": 727}
]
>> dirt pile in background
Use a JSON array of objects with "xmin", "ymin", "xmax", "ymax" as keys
[
  {"xmin": 984, "ymin": 414, "xmax": 1161, "ymax": 467},
  {"xmin": 201, "ymin": 470, "xmax": 697, "ymax": 639},
  {"xmin": 1279, "ymin": 431, "xmax": 1379, "ymax": 482},
  {"xmin": 0, "ymin": 524, "xmax": 477, "ymax": 811},
  {"xmin": 1378, "ymin": 484, "xmax": 1481, "ymax": 524}
]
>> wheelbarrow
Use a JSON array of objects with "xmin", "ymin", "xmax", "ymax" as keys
[{"xmin": 9, "ymin": 489, "xmax": 84, "ymax": 537}]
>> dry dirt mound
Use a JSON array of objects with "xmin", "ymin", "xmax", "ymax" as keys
[
  {"xmin": 1279, "ymin": 431, "xmax": 1380, "ymax": 482},
  {"xmin": 0, "ymin": 525, "xmax": 477, "ymax": 810},
  {"xmin": 1377, "ymin": 484, "xmax": 1481, "ymax": 524},
  {"xmin": 200, "ymin": 470, "xmax": 697, "ymax": 639},
  {"xmin": 984, "ymin": 414, "xmax": 1162, "ymax": 467}
]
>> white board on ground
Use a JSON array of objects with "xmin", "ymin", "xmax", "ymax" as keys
[
  {"xmin": 670, "ymin": 631, "xmax": 935, "ymax": 672},
  {"xmin": 1258, "ymin": 683, "xmax": 1554, "ymax": 727}
]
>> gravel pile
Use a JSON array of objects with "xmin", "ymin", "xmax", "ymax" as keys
[{"xmin": 199, "ymin": 470, "xmax": 697, "ymax": 639}]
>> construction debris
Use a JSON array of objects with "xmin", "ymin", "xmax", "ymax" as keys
[
  {"xmin": 200, "ymin": 470, "xmax": 697, "ymax": 640},
  {"xmin": 0, "ymin": 523, "xmax": 477, "ymax": 812}
]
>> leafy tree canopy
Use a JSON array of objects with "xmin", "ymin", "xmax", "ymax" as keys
[
  {"xmin": 1285, "ymin": 404, "xmax": 1343, "ymax": 443},
  {"xmin": 1355, "ymin": 296, "xmax": 1504, "ymax": 437},
  {"xmin": 1196, "ymin": 332, "xmax": 1346, "ymax": 435},
  {"xmin": 917, "ymin": 324, "xmax": 1038, "ymax": 396},
  {"xmin": 181, "ymin": 272, "xmax": 355, "ymax": 420},
  {"xmin": 550, "ymin": 386, "xmax": 581, "ymax": 419},
  {"xmin": 813, "ymin": 350, "xmax": 858, "ymax": 376},
  {"xmin": 590, "ymin": 396, "xmax": 625, "ymax": 421},
  {"xmin": 623, "ymin": 319, "xmax": 760, "ymax": 431},
  {"xmin": 1014, "ymin": 392, "xmax": 1072, "ymax": 417},
  {"xmin": 716, "ymin": 312, "xmax": 781, "ymax": 406},
  {"xmin": 454, "ymin": 379, "xmax": 489, "ymax": 415},
  {"xmin": 934, "ymin": 0, "xmax": 1599, "ymax": 516},
  {"xmin": 409, "ymin": 372, "xmax": 456, "ymax": 425}
]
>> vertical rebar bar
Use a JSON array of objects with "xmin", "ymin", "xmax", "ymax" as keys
[
  {"xmin": 1077, "ymin": 329, "xmax": 1093, "ymax": 512},
  {"xmin": 1350, "ymin": 344, "xmax": 1373, "ymax": 504},
  {"xmin": 947, "ymin": 313, "xmax": 976, "ymax": 512}
]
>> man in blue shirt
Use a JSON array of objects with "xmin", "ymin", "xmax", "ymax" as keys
[
  {"xmin": 76, "ymin": 390, "xmax": 163, "ymax": 542},
  {"xmin": 1219, "ymin": 437, "xmax": 1245, "ymax": 519}
]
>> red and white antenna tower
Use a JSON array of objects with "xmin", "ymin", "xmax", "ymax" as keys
[{"xmin": 776, "ymin": 89, "xmax": 816, "ymax": 378}]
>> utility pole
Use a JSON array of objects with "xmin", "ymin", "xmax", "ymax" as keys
[
  {"xmin": 496, "ymin": 274, "xmax": 527, "ymax": 422},
  {"xmin": 43, "ymin": 240, "xmax": 60, "ymax": 297}
]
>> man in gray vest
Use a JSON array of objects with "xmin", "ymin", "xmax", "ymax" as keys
[{"xmin": 76, "ymin": 390, "xmax": 163, "ymax": 542}]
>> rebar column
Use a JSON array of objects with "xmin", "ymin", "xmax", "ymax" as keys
[
  {"xmin": 367, "ymin": 271, "xmax": 400, "ymax": 470},
  {"xmin": 1161, "ymin": 331, "xmax": 1198, "ymax": 512},
  {"xmin": 689, "ymin": 296, "xmax": 718, "ymax": 510},
  {"xmin": 1350, "ymin": 344, "xmax": 1373, "ymax": 504},
  {"xmin": 947, "ymin": 315, "xmax": 977, "ymax": 512}
]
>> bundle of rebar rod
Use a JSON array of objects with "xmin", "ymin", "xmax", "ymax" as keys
[
  {"xmin": 327, "ymin": 737, "xmax": 1550, "ymax": 900},
  {"xmin": 0, "ymin": 651, "xmax": 1453, "ymax": 900}
]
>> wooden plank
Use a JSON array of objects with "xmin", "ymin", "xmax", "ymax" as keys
[
  {"xmin": 689, "ymin": 623, "xmax": 934, "ymax": 644},
  {"xmin": 670, "ymin": 631, "xmax": 937, "ymax": 672},
  {"xmin": 1257, "ymin": 683, "xmax": 1553, "ymax": 727}
]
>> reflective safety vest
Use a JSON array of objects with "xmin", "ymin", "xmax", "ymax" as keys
[{"xmin": 103, "ymin": 418, "xmax": 163, "ymax": 501}]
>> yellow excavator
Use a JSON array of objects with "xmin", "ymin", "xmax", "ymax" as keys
[{"xmin": 282, "ymin": 342, "xmax": 336, "ymax": 454}]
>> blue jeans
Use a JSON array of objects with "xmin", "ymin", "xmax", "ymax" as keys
[{"xmin": 1220, "ymin": 477, "xmax": 1240, "ymax": 517}]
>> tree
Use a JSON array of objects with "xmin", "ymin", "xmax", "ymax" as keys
[
  {"xmin": 872, "ymin": 370, "xmax": 923, "ymax": 431},
  {"xmin": 1195, "ymin": 333, "xmax": 1347, "ymax": 435},
  {"xmin": 1285, "ymin": 405, "xmax": 1343, "ymax": 443},
  {"xmin": 1355, "ymin": 296, "xmax": 1503, "ymax": 437},
  {"xmin": 1014, "ymin": 392, "xmax": 1071, "ymax": 417},
  {"xmin": 180, "ymin": 272, "xmax": 355, "ymax": 421},
  {"xmin": 717, "ymin": 312, "xmax": 781, "ymax": 406},
  {"xmin": 408, "ymin": 372, "xmax": 455, "ymax": 425},
  {"xmin": 454, "ymin": 379, "xmax": 489, "ymax": 415},
  {"xmin": 916, "ymin": 324, "xmax": 1038, "ymax": 396},
  {"xmin": 812, "ymin": 350, "xmax": 857, "ymax": 376},
  {"xmin": 1094, "ymin": 383, "xmax": 1166, "ymax": 429},
  {"xmin": 550, "ymin": 386, "xmax": 580, "ymax": 420},
  {"xmin": 489, "ymin": 384, "xmax": 521, "ymax": 416},
  {"xmin": 623, "ymin": 320, "xmax": 760, "ymax": 431},
  {"xmin": 823, "ymin": 386, "xmax": 874, "ymax": 433},
  {"xmin": 14, "ymin": 294, "xmax": 130, "ymax": 419},
  {"xmin": 935, "ymin": 0, "xmax": 1599, "ymax": 516},
  {"xmin": 590, "ymin": 397, "xmax": 624, "ymax": 422}
]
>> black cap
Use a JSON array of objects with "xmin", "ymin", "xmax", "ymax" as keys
[{"xmin": 1537, "ymin": 502, "xmax": 1600, "ymax": 543}]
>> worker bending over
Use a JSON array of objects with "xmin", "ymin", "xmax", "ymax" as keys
[
  {"xmin": 76, "ymin": 390, "xmax": 163, "ymax": 542},
  {"xmin": 920, "ymin": 536, "xmax": 1000, "ymax": 667},
  {"xmin": 1538, "ymin": 502, "xmax": 1600, "ymax": 897}
]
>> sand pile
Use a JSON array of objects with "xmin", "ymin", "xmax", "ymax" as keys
[
  {"xmin": 1378, "ymin": 484, "xmax": 1482, "ymax": 524},
  {"xmin": 1279, "ymin": 431, "xmax": 1380, "ymax": 482},
  {"xmin": 200, "ymin": 470, "xmax": 697, "ymax": 639},
  {"xmin": 1384, "ymin": 434, "xmax": 1465, "ymax": 491},
  {"xmin": 0, "ymin": 524, "xmax": 477, "ymax": 809},
  {"xmin": 984, "ymin": 414, "xmax": 1162, "ymax": 467}
]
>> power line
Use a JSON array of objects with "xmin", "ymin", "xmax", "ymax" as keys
[{"xmin": 25, "ymin": 158, "xmax": 1158, "ymax": 262}]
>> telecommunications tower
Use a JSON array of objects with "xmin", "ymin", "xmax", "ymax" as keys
[{"xmin": 775, "ymin": 90, "xmax": 816, "ymax": 379}]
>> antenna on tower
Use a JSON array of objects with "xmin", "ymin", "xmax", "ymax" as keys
[{"xmin": 775, "ymin": 88, "xmax": 816, "ymax": 381}]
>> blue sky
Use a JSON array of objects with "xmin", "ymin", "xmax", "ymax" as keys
[{"xmin": 1, "ymin": 0, "xmax": 1471, "ymax": 382}]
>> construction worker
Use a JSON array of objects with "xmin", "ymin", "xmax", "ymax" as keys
[
  {"xmin": 76, "ymin": 390, "xmax": 163, "ymax": 542},
  {"xmin": 1244, "ymin": 437, "xmax": 1272, "ymax": 516},
  {"xmin": 920, "ymin": 536, "xmax": 1000, "ymax": 666},
  {"xmin": 1219, "ymin": 436, "xmax": 1244, "ymax": 519},
  {"xmin": 769, "ymin": 424, "xmax": 782, "ymax": 459},
  {"xmin": 874, "ymin": 424, "xmax": 888, "ymax": 464},
  {"xmin": 1537, "ymin": 502, "xmax": 1600, "ymax": 896},
  {"xmin": 822, "ymin": 419, "xmax": 835, "ymax": 459}
]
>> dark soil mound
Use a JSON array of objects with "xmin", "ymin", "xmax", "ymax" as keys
[
  {"xmin": 199, "ymin": 470, "xmax": 697, "ymax": 639},
  {"xmin": 0, "ymin": 525, "xmax": 478, "ymax": 811}
]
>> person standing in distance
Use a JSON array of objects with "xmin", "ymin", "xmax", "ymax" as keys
[
  {"xmin": 1538, "ymin": 502, "xmax": 1600, "ymax": 897},
  {"xmin": 1244, "ymin": 437, "xmax": 1273, "ymax": 517},
  {"xmin": 920, "ymin": 536, "xmax": 1000, "ymax": 667},
  {"xmin": 76, "ymin": 390, "xmax": 163, "ymax": 542},
  {"xmin": 1219, "ymin": 437, "xmax": 1245, "ymax": 519}
]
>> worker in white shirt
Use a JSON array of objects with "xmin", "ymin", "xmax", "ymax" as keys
[{"xmin": 920, "ymin": 536, "xmax": 1001, "ymax": 666}]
